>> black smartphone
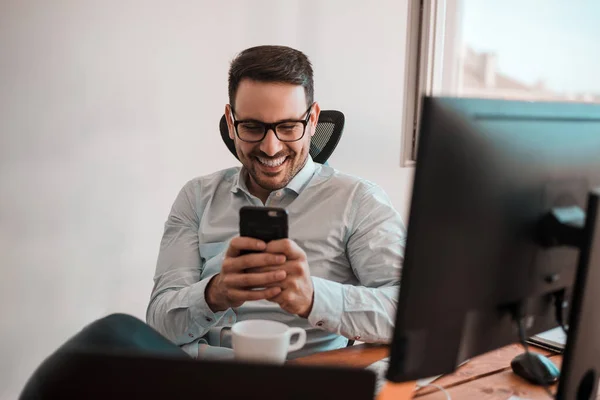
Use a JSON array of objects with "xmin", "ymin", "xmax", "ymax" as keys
[{"xmin": 239, "ymin": 206, "xmax": 288, "ymax": 255}]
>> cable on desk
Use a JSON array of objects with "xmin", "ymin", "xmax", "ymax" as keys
[{"xmin": 422, "ymin": 383, "xmax": 451, "ymax": 400}]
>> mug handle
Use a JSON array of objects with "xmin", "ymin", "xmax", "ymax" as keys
[{"xmin": 287, "ymin": 327, "xmax": 307, "ymax": 352}]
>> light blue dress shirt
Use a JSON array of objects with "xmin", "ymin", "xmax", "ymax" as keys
[{"xmin": 147, "ymin": 156, "xmax": 406, "ymax": 359}]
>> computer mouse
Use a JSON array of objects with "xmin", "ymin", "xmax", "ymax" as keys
[{"xmin": 510, "ymin": 352, "xmax": 560, "ymax": 385}]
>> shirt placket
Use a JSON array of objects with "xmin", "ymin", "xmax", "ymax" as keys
[{"xmin": 266, "ymin": 190, "xmax": 285, "ymax": 207}]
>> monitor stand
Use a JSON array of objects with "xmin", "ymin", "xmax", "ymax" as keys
[
  {"xmin": 554, "ymin": 189, "xmax": 600, "ymax": 400},
  {"xmin": 509, "ymin": 189, "xmax": 600, "ymax": 398}
]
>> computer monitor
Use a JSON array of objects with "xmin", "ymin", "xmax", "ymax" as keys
[
  {"xmin": 21, "ymin": 351, "xmax": 377, "ymax": 400},
  {"xmin": 386, "ymin": 97, "xmax": 600, "ymax": 399}
]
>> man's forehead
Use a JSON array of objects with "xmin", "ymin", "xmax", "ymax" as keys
[{"xmin": 234, "ymin": 79, "xmax": 307, "ymax": 121}]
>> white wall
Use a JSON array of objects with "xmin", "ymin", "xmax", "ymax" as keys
[{"xmin": 0, "ymin": 1, "xmax": 414, "ymax": 397}]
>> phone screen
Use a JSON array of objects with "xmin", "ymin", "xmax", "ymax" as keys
[
  {"xmin": 240, "ymin": 206, "xmax": 288, "ymax": 255},
  {"xmin": 239, "ymin": 206, "xmax": 288, "ymax": 254}
]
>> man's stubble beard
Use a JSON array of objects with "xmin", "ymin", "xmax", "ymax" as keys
[{"xmin": 243, "ymin": 147, "xmax": 309, "ymax": 192}]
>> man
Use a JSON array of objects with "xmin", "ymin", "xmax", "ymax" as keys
[{"xmin": 147, "ymin": 45, "xmax": 406, "ymax": 359}]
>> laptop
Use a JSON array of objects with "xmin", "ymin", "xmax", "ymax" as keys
[
  {"xmin": 527, "ymin": 327, "xmax": 567, "ymax": 353},
  {"xmin": 30, "ymin": 350, "xmax": 377, "ymax": 400}
]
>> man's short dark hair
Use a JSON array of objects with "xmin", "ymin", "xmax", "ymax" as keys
[{"xmin": 228, "ymin": 45, "xmax": 314, "ymax": 108}]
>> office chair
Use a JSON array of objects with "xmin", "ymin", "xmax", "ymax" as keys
[
  {"xmin": 219, "ymin": 110, "xmax": 345, "ymax": 165},
  {"xmin": 19, "ymin": 314, "xmax": 190, "ymax": 399}
]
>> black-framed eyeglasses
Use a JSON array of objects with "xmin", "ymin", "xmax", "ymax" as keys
[{"xmin": 230, "ymin": 104, "xmax": 314, "ymax": 143}]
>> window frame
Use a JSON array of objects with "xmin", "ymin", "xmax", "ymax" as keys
[{"xmin": 401, "ymin": 0, "xmax": 461, "ymax": 166}]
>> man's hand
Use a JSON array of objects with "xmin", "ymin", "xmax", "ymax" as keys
[
  {"xmin": 205, "ymin": 237, "xmax": 288, "ymax": 312},
  {"xmin": 264, "ymin": 239, "xmax": 314, "ymax": 318}
]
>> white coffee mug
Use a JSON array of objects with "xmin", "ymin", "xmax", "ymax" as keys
[{"xmin": 231, "ymin": 319, "xmax": 307, "ymax": 364}]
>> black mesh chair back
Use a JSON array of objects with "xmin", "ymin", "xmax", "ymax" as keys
[{"xmin": 219, "ymin": 110, "xmax": 345, "ymax": 164}]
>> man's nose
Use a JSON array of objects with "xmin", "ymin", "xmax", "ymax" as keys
[{"xmin": 259, "ymin": 129, "xmax": 284, "ymax": 156}]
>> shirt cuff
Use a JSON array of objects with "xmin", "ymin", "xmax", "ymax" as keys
[
  {"xmin": 180, "ymin": 337, "xmax": 205, "ymax": 359},
  {"xmin": 188, "ymin": 273, "xmax": 228, "ymax": 331},
  {"xmin": 307, "ymin": 276, "xmax": 344, "ymax": 332}
]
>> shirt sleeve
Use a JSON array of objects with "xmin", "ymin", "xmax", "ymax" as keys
[
  {"xmin": 307, "ymin": 182, "xmax": 405, "ymax": 343},
  {"xmin": 146, "ymin": 180, "xmax": 229, "ymax": 351}
]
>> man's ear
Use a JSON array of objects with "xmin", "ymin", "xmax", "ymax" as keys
[
  {"xmin": 309, "ymin": 102, "xmax": 321, "ymax": 137},
  {"xmin": 225, "ymin": 104, "xmax": 235, "ymax": 140}
]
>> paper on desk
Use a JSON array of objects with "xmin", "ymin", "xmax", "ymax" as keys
[
  {"xmin": 368, "ymin": 357, "xmax": 470, "ymax": 395},
  {"xmin": 415, "ymin": 375, "xmax": 443, "ymax": 389}
]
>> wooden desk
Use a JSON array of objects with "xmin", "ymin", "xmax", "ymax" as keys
[{"xmin": 290, "ymin": 343, "xmax": 582, "ymax": 400}]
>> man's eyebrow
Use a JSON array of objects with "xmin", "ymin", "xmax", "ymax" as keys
[
  {"xmin": 236, "ymin": 114, "xmax": 303, "ymax": 123},
  {"xmin": 235, "ymin": 115, "xmax": 263, "ymax": 122}
]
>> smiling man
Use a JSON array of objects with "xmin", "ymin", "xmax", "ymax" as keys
[
  {"xmin": 227, "ymin": 78, "xmax": 314, "ymax": 204},
  {"xmin": 147, "ymin": 45, "xmax": 406, "ymax": 359}
]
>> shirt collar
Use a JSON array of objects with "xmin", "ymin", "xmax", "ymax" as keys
[
  {"xmin": 230, "ymin": 168, "xmax": 248, "ymax": 194},
  {"xmin": 285, "ymin": 155, "xmax": 315, "ymax": 194},
  {"xmin": 230, "ymin": 155, "xmax": 316, "ymax": 196}
]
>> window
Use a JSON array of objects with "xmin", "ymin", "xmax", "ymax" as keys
[{"xmin": 403, "ymin": 0, "xmax": 600, "ymax": 163}]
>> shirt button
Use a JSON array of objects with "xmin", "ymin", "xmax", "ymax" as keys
[
  {"xmin": 354, "ymin": 335, "xmax": 361, "ymax": 340},
  {"xmin": 205, "ymin": 317, "xmax": 213, "ymax": 322},
  {"xmin": 189, "ymin": 333, "xmax": 194, "ymax": 338},
  {"xmin": 275, "ymin": 191, "xmax": 282, "ymax": 197},
  {"xmin": 316, "ymin": 321, "xmax": 324, "ymax": 327}
]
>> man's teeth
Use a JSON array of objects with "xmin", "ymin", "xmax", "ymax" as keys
[{"xmin": 257, "ymin": 156, "xmax": 286, "ymax": 167}]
